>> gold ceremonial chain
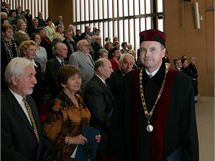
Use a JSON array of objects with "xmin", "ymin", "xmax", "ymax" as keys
[{"xmin": 139, "ymin": 65, "xmax": 169, "ymax": 132}]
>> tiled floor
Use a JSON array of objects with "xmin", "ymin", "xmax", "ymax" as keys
[{"xmin": 195, "ymin": 96, "xmax": 214, "ymax": 161}]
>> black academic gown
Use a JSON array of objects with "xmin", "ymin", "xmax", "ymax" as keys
[{"xmin": 110, "ymin": 63, "xmax": 199, "ymax": 161}]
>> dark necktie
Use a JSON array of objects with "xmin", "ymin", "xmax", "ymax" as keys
[
  {"xmin": 23, "ymin": 97, "xmax": 40, "ymax": 142},
  {"xmin": 61, "ymin": 61, "xmax": 64, "ymax": 66}
]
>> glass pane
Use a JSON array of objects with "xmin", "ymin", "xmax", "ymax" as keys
[
  {"xmin": 94, "ymin": 0, "xmax": 98, "ymax": 19},
  {"xmin": 124, "ymin": 0, "xmax": 128, "ymax": 16},
  {"xmin": 104, "ymin": 0, "xmax": 108, "ymax": 19},
  {"xmin": 140, "ymin": 0, "xmax": 145, "ymax": 14},
  {"xmin": 113, "ymin": 0, "xmax": 117, "ymax": 18},
  {"xmin": 89, "ymin": 0, "xmax": 93, "ymax": 20},
  {"xmin": 73, "ymin": 0, "xmax": 76, "ymax": 21},
  {"xmin": 99, "ymin": 22, "xmax": 104, "ymax": 44},
  {"xmin": 129, "ymin": 0, "xmax": 134, "ymax": 16},
  {"xmin": 81, "ymin": 24, "xmax": 85, "ymax": 33},
  {"xmin": 81, "ymin": 0, "xmax": 85, "ymax": 21},
  {"xmin": 135, "ymin": 18, "xmax": 140, "ymax": 49},
  {"xmin": 113, "ymin": 20, "xmax": 118, "ymax": 37},
  {"xmin": 76, "ymin": 0, "xmax": 80, "ymax": 21},
  {"xmin": 146, "ymin": 17, "xmax": 151, "ymax": 29},
  {"xmin": 134, "ymin": 0, "xmax": 139, "ymax": 15},
  {"xmin": 119, "ymin": 20, "xmax": 123, "ymax": 42},
  {"xmin": 108, "ymin": 0, "xmax": 113, "ymax": 18},
  {"xmin": 140, "ymin": 18, "xmax": 146, "ymax": 31},
  {"xmin": 118, "ymin": 0, "xmax": 123, "ymax": 17},
  {"xmin": 124, "ymin": 20, "xmax": 128, "ymax": 42},
  {"xmin": 158, "ymin": 19, "xmax": 164, "ymax": 31},
  {"xmin": 109, "ymin": 21, "xmax": 113, "ymax": 40},
  {"xmin": 129, "ymin": 19, "xmax": 134, "ymax": 49},
  {"xmin": 157, "ymin": 0, "xmax": 163, "ymax": 12},
  {"xmin": 145, "ymin": 0, "xmax": 151, "ymax": 14},
  {"xmin": 99, "ymin": 0, "xmax": 103, "ymax": 19},
  {"xmin": 104, "ymin": 22, "xmax": 108, "ymax": 40},
  {"xmin": 85, "ymin": 0, "xmax": 89, "ymax": 21}
]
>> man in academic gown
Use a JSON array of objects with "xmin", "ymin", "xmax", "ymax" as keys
[{"xmin": 110, "ymin": 29, "xmax": 199, "ymax": 161}]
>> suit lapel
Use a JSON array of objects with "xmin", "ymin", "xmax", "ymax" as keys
[
  {"xmin": 5, "ymin": 90, "xmax": 41, "ymax": 139},
  {"xmin": 94, "ymin": 76, "xmax": 115, "ymax": 102}
]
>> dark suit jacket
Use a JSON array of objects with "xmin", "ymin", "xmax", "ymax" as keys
[
  {"xmin": 62, "ymin": 39, "xmax": 77, "ymax": 61},
  {"xmin": 45, "ymin": 57, "xmax": 68, "ymax": 98},
  {"xmin": 84, "ymin": 75, "xmax": 115, "ymax": 131},
  {"xmin": 1, "ymin": 89, "xmax": 43, "ymax": 161}
]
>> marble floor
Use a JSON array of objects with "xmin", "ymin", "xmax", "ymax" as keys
[{"xmin": 195, "ymin": 96, "xmax": 214, "ymax": 161}]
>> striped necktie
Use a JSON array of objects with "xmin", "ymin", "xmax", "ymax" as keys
[{"xmin": 23, "ymin": 97, "xmax": 40, "ymax": 142}]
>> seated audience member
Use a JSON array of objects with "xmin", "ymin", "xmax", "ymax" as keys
[
  {"xmin": 113, "ymin": 36, "xmax": 119, "ymax": 43},
  {"xmin": 19, "ymin": 40, "xmax": 43, "ymax": 108},
  {"xmin": 81, "ymin": 26, "xmax": 92, "ymax": 39},
  {"xmin": 1, "ymin": 24, "xmax": 19, "ymax": 91},
  {"xmin": 54, "ymin": 15, "xmax": 64, "ymax": 27},
  {"xmin": 109, "ymin": 48, "xmax": 121, "ymax": 71},
  {"xmin": 1, "ymin": 12, "xmax": 8, "ymax": 20},
  {"xmin": 45, "ymin": 42, "xmax": 69, "ymax": 99},
  {"xmin": 53, "ymin": 24, "xmax": 65, "ymax": 41},
  {"xmin": 62, "ymin": 29, "xmax": 77, "ymax": 61},
  {"xmin": 113, "ymin": 41, "xmax": 120, "ymax": 50},
  {"xmin": 69, "ymin": 39, "xmax": 95, "ymax": 92},
  {"xmin": 8, "ymin": 10, "xmax": 18, "ymax": 27},
  {"xmin": 173, "ymin": 58, "xmax": 182, "ymax": 71},
  {"xmin": 98, "ymin": 48, "xmax": 109, "ymax": 59},
  {"xmin": 14, "ymin": 20, "xmax": 30, "ymax": 46},
  {"xmin": 91, "ymin": 35, "xmax": 103, "ymax": 61},
  {"xmin": 38, "ymin": 27, "xmax": 53, "ymax": 59},
  {"xmin": 120, "ymin": 41, "xmax": 128, "ymax": 53},
  {"xmin": 84, "ymin": 58, "xmax": 115, "ymax": 161},
  {"xmin": 104, "ymin": 37, "xmax": 111, "ymax": 43},
  {"xmin": 104, "ymin": 41, "xmax": 114, "ymax": 59},
  {"xmin": 73, "ymin": 29, "xmax": 82, "ymax": 43},
  {"xmin": 36, "ymin": 11, "xmax": 46, "ymax": 27},
  {"xmin": 2, "ymin": 57, "xmax": 43, "ymax": 161},
  {"xmin": 25, "ymin": 9, "xmax": 32, "ymax": 27},
  {"xmin": 107, "ymin": 53, "xmax": 135, "ymax": 98},
  {"xmin": 44, "ymin": 17, "xmax": 56, "ymax": 41},
  {"xmin": 31, "ymin": 33, "xmax": 48, "ymax": 73},
  {"xmin": 44, "ymin": 65, "xmax": 101, "ymax": 161},
  {"xmin": 27, "ymin": 18, "xmax": 39, "ymax": 36}
]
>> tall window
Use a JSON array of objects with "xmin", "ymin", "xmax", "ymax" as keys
[
  {"xmin": 3, "ymin": 0, "xmax": 48, "ymax": 20},
  {"xmin": 73, "ymin": 0, "xmax": 164, "ymax": 50}
]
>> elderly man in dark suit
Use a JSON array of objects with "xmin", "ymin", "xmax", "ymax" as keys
[
  {"xmin": 84, "ymin": 58, "xmax": 115, "ymax": 161},
  {"xmin": 45, "ymin": 42, "xmax": 68, "ymax": 99},
  {"xmin": 1, "ymin": 57, "xmax": 43, "ymax": 161}
]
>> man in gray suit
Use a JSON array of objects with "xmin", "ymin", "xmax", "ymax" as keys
[{"xmin": 69, "ymin": 39, "xmax": 95, "ymax": 92}]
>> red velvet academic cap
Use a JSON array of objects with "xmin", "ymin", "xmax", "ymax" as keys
[{"xmin": 139, "ymin": 29, "xmax": 166, "ymax": 46}]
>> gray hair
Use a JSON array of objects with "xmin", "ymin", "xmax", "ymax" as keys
[
  {"xmin": 119, "ymin": 53, "xmax": 135, "ymax": 63},
  {"xmin": 5, "ymin": 57, "xmax": 34, "ymax": 85}
]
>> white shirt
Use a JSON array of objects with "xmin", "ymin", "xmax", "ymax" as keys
[
  {"xmin": 145, "ymin": 67, "xmax": 160, "ymax": 78},
  {"xmin": 95, "ymin": 74, "xmax": 106, "ymax": 85},
  {"xmin": 9, "ymin": 88, "xmax": 32, "ymax": 125}
]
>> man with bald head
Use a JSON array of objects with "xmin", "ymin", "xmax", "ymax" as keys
[
  {"xmin": 69, "ymin": 39, "xmax": 95, "ymax": 92},
  {"xmin": 84, "ymin": 58, "xmax": 115, "ymax": 161},
  {"xmin": 45, "ymin": 42, "xmax": 68, "ymax": 98}
]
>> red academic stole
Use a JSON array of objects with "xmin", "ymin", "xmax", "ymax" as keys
[{"xmin": 131, "ymin": 68, "xmax": 177, "ymax": 161}]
